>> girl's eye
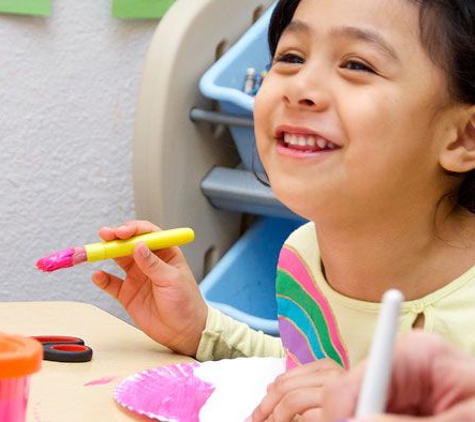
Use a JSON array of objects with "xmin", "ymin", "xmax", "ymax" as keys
[
  {"xmin": 273, "ymin": 53, "xmax": 305, "ymax": 65},
  {"xmin": 341, "ymin": 59, "xmax": 375, "ymax": 73}
]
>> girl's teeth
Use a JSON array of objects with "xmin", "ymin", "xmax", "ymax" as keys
[
  {"xmin": 316, "ymin": 139, "xmax": 327, "ymax": 149},
  {"xmin": 283, "ymin": 133, "xmax": 334, "ymax": 150}
]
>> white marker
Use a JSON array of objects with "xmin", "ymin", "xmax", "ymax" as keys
[{"xmin": 355, "ymin": 289, "xmax": 404, "ymax": 417}]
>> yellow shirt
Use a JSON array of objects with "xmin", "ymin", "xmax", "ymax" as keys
[
  {"xmin": 196, "ymin": 306, "xmax": 284, "ymax": 361},
  {"xmin": 196, "ymin": 222, "xmax": 475, "ymax": 366}
]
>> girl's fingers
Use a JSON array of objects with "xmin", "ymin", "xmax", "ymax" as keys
[
  {"xmin": 266, "ymin": 359, "xmax": 343, "ymax": 398},
  {"xmin": 132, "ymin": 242, "xmax": 181, "ymax": 287},
  {"xmin": 118, "ymin": 220, "xmax": 161, "ymax": 238},
  {"xmin": 276, "ymin": 359, "xmax": 343, "ymax": 382},
  {"xmin": 264, "ymin": 388, "xmax": 323, "ymax": 422},
  {"xmin": 98, "ymin": 220, "xmax": 162, "ymax": 241},
  {"xmin": 98, "ymin": 226, "xmax": 118, "ymax": 241},
  {"xmin": 299, "ymin": 408, "xmax": 322, "ymax": 422},
  {"xmin": 99, "ymin": 220, "xmax": 182, "ymax": 272},
  {"xmin": 251, "ymin": 360, "xmax": 342, "ymax": 422},
  {"xmin": 269, "ymin": 369, "xmax": 338, "ymax": 396},
  {"xmin": 322, "ymin": 369, "xmax": 362, "ymax": 421},
  {"xmin": 91, "ymin": 270, "xmax": 124, "ymax": 300},
  {"xmin": 96, "ymin": 221, "xmax": 166, "ymax": 272},
  {"xmin": 115, "ymin": 223, "xmax": 142, "ymax": 239},
  {"xmin": 253, "ymin": 374, "xmax": 330, "ymax": 422},
  {"xmin": 96, "ymin": 225, "xmax": 137, "ymax": 271},
  {"xmin": 110, "ymin": 256, "xmax": 136, "ymax": 273}
]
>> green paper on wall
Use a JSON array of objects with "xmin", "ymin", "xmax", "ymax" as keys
[
  {"xmin": 0, "ymin": 0, "xmax": 50, "ymax": 16},
  {"xmin": 113, "ymin": 0, "xmax": 175, "ymax": 19}
]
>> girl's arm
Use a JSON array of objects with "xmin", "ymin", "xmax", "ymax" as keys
[{"xmin": 196, "ymin": 306, "xmax": 284, "ymax": 361}]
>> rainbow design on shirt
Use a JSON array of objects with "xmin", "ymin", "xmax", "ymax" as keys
[{"xmin": 276, "ymin": 246, "xmax": 349, "ymax": 369}]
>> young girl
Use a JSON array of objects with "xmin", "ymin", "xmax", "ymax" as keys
[{"xmin": 92, "ymin": 0, "xmax": 475, "ymax": 419}]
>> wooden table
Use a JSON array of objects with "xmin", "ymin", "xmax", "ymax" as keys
[{"xmin": 0, "ymin": 301, "xmax": 193, "ymax": 421}]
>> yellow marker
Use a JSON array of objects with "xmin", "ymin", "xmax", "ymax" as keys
[
  {"xmin": 36, "ymin": 228, "xmax": 195, "ymax": 272},
  {"xmin": 85, "ymin": 228, "xmax": 195, "ymax": 261}
]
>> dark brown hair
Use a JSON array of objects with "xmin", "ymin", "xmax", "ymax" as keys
[{"xmin": 266, "ymin": 0, "xmax": 475, "ymax": 213}]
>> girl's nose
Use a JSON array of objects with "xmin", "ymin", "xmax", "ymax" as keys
[{"xmin": 282, "ymin": 72, "xmax": 330, "ymax": 111}]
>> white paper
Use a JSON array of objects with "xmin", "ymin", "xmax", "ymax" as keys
[{"xmin": 195, "ymin": 357, "xmax": 286, "ymax": 422}]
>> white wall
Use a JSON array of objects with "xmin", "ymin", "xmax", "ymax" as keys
[{"xmin": 0, "ymin": 1, "xmax": 158, "ymax": 322}]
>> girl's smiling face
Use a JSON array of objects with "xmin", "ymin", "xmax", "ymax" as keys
[{"xmin": 254, "ymin": 0, "xmax": 460, "ymax": 222}]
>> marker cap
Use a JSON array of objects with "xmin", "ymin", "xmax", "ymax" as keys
[{"xmin": 0, "ymin": 333, "xmax": 42, "ymax": 379}]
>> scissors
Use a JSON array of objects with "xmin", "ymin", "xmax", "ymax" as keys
[{"xmin": 32, "ymin": 335, "xmax": 93, "ymax": 363}]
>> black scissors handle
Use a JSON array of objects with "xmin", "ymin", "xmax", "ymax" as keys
[{"xmin": 32, "ymin": 335, "xmax": 93, "ymax": 363}]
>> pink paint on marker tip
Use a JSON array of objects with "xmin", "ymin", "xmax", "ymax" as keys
[
  {"xmin": 36, "ymin": 247, "xmax": 87, "ymax": 272},
  {"xmin": 36, "ymin": 248, "xmax": 76, "ymax": 272}
]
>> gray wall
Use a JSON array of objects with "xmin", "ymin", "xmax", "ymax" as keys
[{"xmin": 0, "ymin": 1, "xmax": 158, "ymax": 322}]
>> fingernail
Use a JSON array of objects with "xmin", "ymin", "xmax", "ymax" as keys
[
  {"xmin": 137, "ymin": 242, "xmax": 150, "ymax": 258},
  {"xmin": 93, "ymin": 271, "xmax": 106, "ymax": 282}
]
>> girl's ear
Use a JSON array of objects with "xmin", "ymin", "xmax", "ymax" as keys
[{"xmin": 440, "ymin": 108, "xmax": 475, "ymax": 173}]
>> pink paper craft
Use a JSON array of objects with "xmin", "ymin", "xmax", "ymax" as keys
[{"xmin": 114, "ymin": 362, "xmax": 215, "ymax": 422}]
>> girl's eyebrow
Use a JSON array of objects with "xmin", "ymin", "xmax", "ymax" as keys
[
  {"xmin": 282, "ymin": 20, "xmax": 311, "ymax": 37},
  {"xmin": 282, "ymin": 20, "xmax": 400, "ymax": 63},
  {"xmin": 329, "ymin": 26, "xmax": 401, "ymax": 63}
]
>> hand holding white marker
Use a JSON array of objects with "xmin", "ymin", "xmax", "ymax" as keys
[{"xmin": 324, "ymin": 329, "xmax": 475, "ymax": 421}]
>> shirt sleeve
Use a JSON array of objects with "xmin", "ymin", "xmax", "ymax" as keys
[{"xmin": 195, "ymin": 306, "xmax": 285, "ymax": 361}]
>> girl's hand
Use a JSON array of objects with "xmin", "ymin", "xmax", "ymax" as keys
[
  {"xmin": 323, "ymin": 331, "xmax": 475, "ymax": 421},
  {"xmin": 91, "ymin": 220, "xmax": 208, "ymax": 357},
  {"xmin": 248, "ymin": 358, "xmax": 345, "ymax": 422}
]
